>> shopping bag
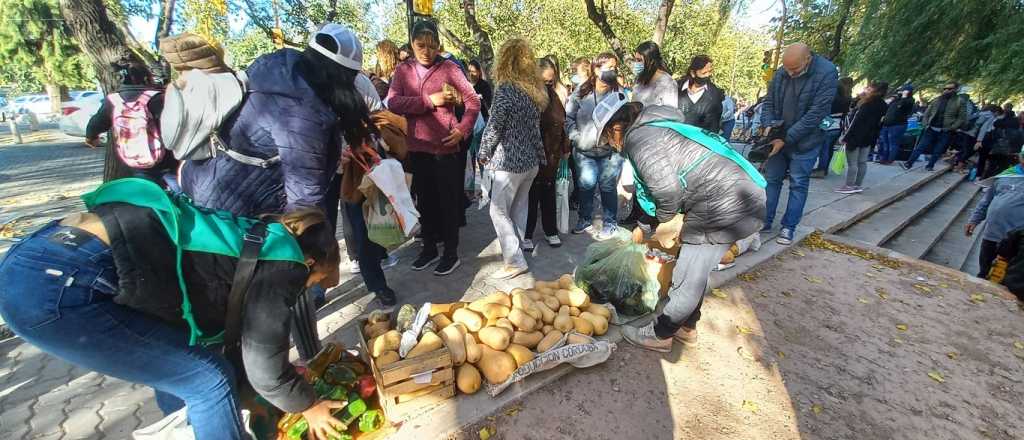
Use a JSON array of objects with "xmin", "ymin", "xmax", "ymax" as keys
[
  {"xmin": 133, "ymin": 408, "xmax": 256, "ymax": 440},
  {"xmin": 555, "ymin": 159, "xmax": 571, "ymax": 234},
  {"xmin": 477, "ymin": 167, "xmax": 493, "ymax": 210},
  {"xmin": 829, "ymin": 145, "xmax": 847, "ymax": 175},
  {"xmin": 575, "ymin": 229, "xmax": 661, "ymax": 317},
  {"xmin": 363, "ymin": 185, "xmax": 407, "ymax": 250},
  {"xmin": 363, "ymin": 158, "xmax": 420, "ymax": 237}
]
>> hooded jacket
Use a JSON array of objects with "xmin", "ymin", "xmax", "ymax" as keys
[
  {"xmin": 386, "ymin": 58, "xmax": 481, "ymax": 156},
  {"xmin": 624, "ymin": 106, "xmax": 766, "ymax": 245},
  {"xmin": 180, "ymin": 49, "xmax": 340, "ymax": 217}
]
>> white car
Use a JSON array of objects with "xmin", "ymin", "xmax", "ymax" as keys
[
  {"xmin": 58, "ymin": 93, "xmax": 104, "ymax": 138},
  {"xmin": 23, "ymin": 95, "xmax": 53, "ymax": 116},
  {"xmin": 3, "ymin": 95, "xmax": 36, "ymax": 115}
]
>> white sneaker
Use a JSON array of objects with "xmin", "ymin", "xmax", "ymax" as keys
[
  {"xmin": 622, "ymin": 321, "xmax": 673, "ymax": 353},
  {"xmin": 348, "ymin": 260, "xmax": 361, "ymax": 274},
  {"xmin": 714, "ymin": 262, "xmax": 736, "ymax": 271},
  {"xmin": 381, "ymin": 254, "xmax": 399, "ymax": 270},
  {"xmin": 521, "ymin": 239, "xmax": 535, "ymax": 252},
  {"xmin": 545, "ymin": 235, "xmax": 562, "ymax": 247},
  {"xmin": 490, "ymin": 265, "xmax": 529, "ymax": 280}
]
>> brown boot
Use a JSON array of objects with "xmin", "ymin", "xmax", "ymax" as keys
[{"xmin": 673, "ymin": 326, "xmax": 698, "ymax": 346}]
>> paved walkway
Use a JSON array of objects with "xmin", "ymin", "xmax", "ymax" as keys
[{"xmin": 0, "ymin": 137, "xmax": 925, "ymax": 438}]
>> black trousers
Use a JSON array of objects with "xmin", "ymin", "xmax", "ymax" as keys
[
  {"xmin": 979, "ymin": 239, "xmax": 999, "ymax": 279},
  {"xmin": 408, "ymin": 151, "xmax": 463, "ymax": 257},
  {"xmin": 323, "ymin": 173, "xmax": 359, "ymax": 261},
  {"xmin": 525, "ymin": 177, "xmax": 557, "ymax": 239}
]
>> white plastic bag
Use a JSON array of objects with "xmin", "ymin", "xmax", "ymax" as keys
[
  {"xmin": 477, "ymin": 168, "xmax": 494, "ymax": 210},
  {"xmin": 556, "ymin": 178, "xmax": 570, "ymax": 234},
  {"xmin": 365, "ymin": 158, "xmax": 420, "ymax": 236},
  {"xmin": 132, "ymin": 408, "xmax": 254, "ymax": 440}
]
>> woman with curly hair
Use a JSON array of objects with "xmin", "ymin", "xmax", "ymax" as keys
[
  {"xmin": 477, "ymin": 38, "xmax": 549, "ymax": 279},
  {"xmin": 371, "ymin": 39, "xmax": 401, "ymax": 98}
]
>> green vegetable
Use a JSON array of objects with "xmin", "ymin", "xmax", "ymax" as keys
[{"xmin": 358, "ymin": 410, "xmax": 384, "ymax": 433}]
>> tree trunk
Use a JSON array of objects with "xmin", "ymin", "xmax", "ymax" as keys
[
  {"xmin": 584, "ymin": 0, "xmax": 626, "ymax": 62},
  {"xmin": 773, "ymin": 0, "xmax": 788, "ymax": 69},
  {"xmin": 44, "ymin": 84, "xmax": 63, "ymax": 114},
  {"xmin": 461, "ymin": 0, "xmax": 494, "ymax": 72},
  {"xmin": 155, "ymin": 0, "xmax": 176, "ymax": 45},
  {"xmin": 652, "ymin": 0, "xmax": 675, "ymax": 46},
  {"xmin": 710, "ymin": 0, "xmax": 733, "ymax": 47},
  {"xmin": 828, "ymin": 0, "xmax": 855, "ymax": 61},
  {"xmin": 59, "ymin": 0, "xmax": 137, "ymax": 181},
  {"xmin": 437, "ymin": 25, "xmax": 476, "ymax": 61}
]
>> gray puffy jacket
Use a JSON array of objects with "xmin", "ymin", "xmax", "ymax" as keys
[{"xmin": 624, "ymin": 105, "xmax": 766, "ymax": 245}]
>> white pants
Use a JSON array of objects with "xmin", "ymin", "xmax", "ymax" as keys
[{"xmin": 489, "ymin": 166, "xmax": 538, "ymax": 268}]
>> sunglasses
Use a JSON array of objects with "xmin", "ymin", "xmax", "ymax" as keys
[{"xmin": 943, "ymin": 87, "xmax": 956, "ymax": 91}]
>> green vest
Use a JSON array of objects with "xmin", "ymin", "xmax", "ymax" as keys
[
  {"xmin": 630, "ymin": 120, "xmax": 767, "ymax": 216},
  {"xmin": 82, "ymin": 178, "xmax": 307, "ymax": 345}
]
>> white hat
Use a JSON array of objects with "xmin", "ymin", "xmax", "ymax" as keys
[
  {"xmin": 593, "ymin": 91, "xmax": 629, "ymax": 135},
  {"xmin": 309, "ymin": 23, "xmax": 363, "ymax": 71}
]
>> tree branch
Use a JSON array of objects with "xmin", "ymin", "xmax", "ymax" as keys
[
  {"xmin": 828, "ymin": 0, "xmax": 854, "ymax": 61},
  {"xmin": 240, "ymin": 0, "xmax": 302, "ymax": 47},
  {"xmin": 154, "ymin": 0, "xmax": 176, "ymax": 45},
  {"xmin": 584, "ymin": 0, "xmax": 625, "ymax": 61},
  {"xmin": 652, "ymin": 0, "xmax": 675, "ymax": 46},
  {"xmin": 710, "ymin": 0, "xmax": 732, "ymax": 46},
  {"xmin": 461, "ymin": 0, "xmax": 494, "ymax": 71},
  {"xmin": 437, "ymin": 24, "xmax": 476, "ymax": 60}
]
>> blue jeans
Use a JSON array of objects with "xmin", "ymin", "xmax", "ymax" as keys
[
  {"xmin": 0, "ymin": 222, "xmax": 245, "ymax": 440},
  {"xmin": 575, "ymin": 152, "xmax": 624, "ymax": 226},
  {"xmin": 815, "ymin": 130, "xmax": 842, "ymax": 171},
  {"xmin": 721, "ymin": 120, "xmax": 736, "ymax": 141},
  {"xmin": 343, "ymin": 201, "xmax": 392, "ymax": 296},
  {"xmin": 878, "ymin": 124, "xmax": 907, "ymax": 162},
  {"xmin": 905, "ymin": 128, "xmax": 951, "ymax": 169},
  {"xmin": 764, "ymin": 147, "xmax": 818, "ymax": 229}
]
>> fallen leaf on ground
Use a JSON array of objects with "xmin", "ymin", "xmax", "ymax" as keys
[
  {"xmin": 1014, "ymin": 341, "xmax": 1024, "ymax": 350},
  {"xmin": 864, "ymin": 271, "xmax": 878, "ymax": 279},
  {"xmin": 741, "ymin": 400, "xmax": 759, "ymax": 413},
  {"xmin": 504, "ymin": 404, "xmax": 520, "ymax": 417},
  {"xmin": 479, "ymin": 426, "xmax": 495, "ymax": 440},
  {"xmin": 736, "ymin": 326, "xmax": 754, "ymax": 335},
  {"xmin": 737, "ymin": 346, "xmax": 756, "ymax": 361},
  {"xmin": 877, "ymin": 292, "xmax": 889, "ymax": 300},
  {"xmin": 777, "ymin": 351, "xmax": 786, "ymax": 358},
  {"xmin": 969, "ymin": 294, "xmax": 986, "ymax": 304},
  {"xmin": 896, "ymin": 324, "xmax": 908, "ymax": 331},
  {"xmin": 913, "ymin": 284, "xmax": 933, "ymax": 294},
  {"xmin": 711, "ymin": 288, "xmax": 728, "ymax": 299},
  {"xmin": 781, "ymin": 290, "xmax": 793, "ymax": 297},
  {"xmin": 857, "ymin": 297, "xmax": 870, "ymax": 304},
  {"xmin": 928, "ymin": 371, "xmax": 946, "ymax": 383},
  {"xmin": 947, "ymin": 352, "xmax": 959, "ymax": 360},
  {"xmin": 939, "ymin": 283, "xmax": 949, "ymax": 288},
  {"xmin": 790, "ymin": 249, "xmax": 805, "ymax": 257},
  {"xmin": 811, "ymin": 403, "xmax": 823, "ymax": 415},
  {"xmin": 805, "ymin": 276, "xmax": 824, "ymax": 284},
  {"xmin": 871, "ymin": 264, "xmax": 886, "ymax": 270}
]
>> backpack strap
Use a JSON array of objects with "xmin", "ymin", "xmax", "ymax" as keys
[{"xmin": 222, "ymin": 221, "xmax": 268, "ymax": 365}]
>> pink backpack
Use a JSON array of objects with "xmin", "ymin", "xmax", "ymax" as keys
[{"xmin": 110, "ymin": 90, "xmax": 164, "ymax": 169}]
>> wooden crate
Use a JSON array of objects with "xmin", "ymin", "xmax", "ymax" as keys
[{"xmin": 357, "ymin": 318, "xmax": 455, "ymax": 422}]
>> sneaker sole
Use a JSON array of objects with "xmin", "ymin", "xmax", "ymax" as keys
[
  {"xmin": 410, "ymin": 256, "xmax": 440, "ymax": 271},
  {"xmin": 777, "ymin": 238, "xmax": 793, "ymax": 245},
  {"xmin": 433, "ymin": 259, "xmax": 461, "ymax": 276}
]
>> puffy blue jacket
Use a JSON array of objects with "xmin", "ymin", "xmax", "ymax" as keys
[
  {"xmin": 760, "ymin": 54, "xmax": 838, "ymax": 153},
  {"xmin": 181, "ymin": 49, "xmax": 339, "ymax": 217}
]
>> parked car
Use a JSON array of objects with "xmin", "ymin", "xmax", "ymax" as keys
[
  {"xmin": 2, "ymin": 95, "xmax": 36, "ymax": 115},
  {"xmin": 69, "ymin": 90, "xmax": 101, "ymax": 101},
  {"xmin": 58, "ymin": 93, "xmax": 103, "ymax": 138},
  {"xmin": 23, "ymin": 95, "xmax": 53, "ymax": 116}
]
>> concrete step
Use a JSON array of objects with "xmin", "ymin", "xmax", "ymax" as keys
[
  {"xmin": 836, "ymin": 170, "xmax": 965, "ymax": 246},
  {"xmin": 884, "ymin": 180, "xmax": 981, "ymax": 259},
  {"xmin": 923, "ymin": 190, "xmax": 985, "ymax": 271},
  {"xmin": 961, "ymin": 227, "xmax": 985, "ymax": 277}
]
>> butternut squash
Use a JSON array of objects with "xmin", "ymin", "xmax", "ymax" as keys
[
  {"xmin": 505, "ymin": 344, "xmax": 534, "ymax": 368},
  {"xmin": 495, "ymin": 318, "xmax": 516, "ymax": 332},
  {"xmin": 478, "ymin": 326, "xmax": 513, "ymax": 351},
  {"xmin": 370, "ymin": 330, "xmax": 401, "ymax": 358},
  {"xmin": 511, "ymin": 331, "xmax": 543, "ymax": 349},
  {"xmin": 542, "ymin": 296, "xmax": 561, "ymax": 311},
  {"xmin": 440, "ymin": 325, "xmax": 467, "ymax": 366},
  {"xmin": 585, "ymin": 304, "xmax": 612, "ymax": 320},
  {"xmin": 507, "ymin": 308, "xmax": 537, "ymax": 332},
  {"xmin": 558, "ymin": 274, "xmax": 574, "ymax": 289},
  {"xmin": 465, "ymin": 334, "xmax": 483, "ymax": 364},
  {"xmin": 553, "ymin": 315, "xmax": 574, "ymax": 332},
  {"xmin": 452, "ymin": 308, "xmax": 484, "ymax": 332},
  {"xmin": 536, "ymin": 330, "xmax": 563, "ymax": 352},
  {"xmin": 430, "ymin": 313, "xmax": 453, "ymax": 330},
  {"xmin": 567, "ymin": 289, "xmax": 590, "ymax": 308},
  {"xmin": 456, "ymin": 364, "xmax": 482, "ymax": 394},
  {"xmin": 406, "ymin": 331, "xmax": 444, "ymax": 358},
  {"xmin": 578, "ymin": 312, "xmax": 608, "ymax": 336},
  {"xmin": 468, "ymin": 292, "xmax": 511, "ymax": 312},
  {"xmin": 534, "ymin": 302, "xmax": 556, "ymax": 324},
  {"xmin": 511, "ymin": 291, "xmax": 533, "ymax": 310},
  {"xmin": 571, "ymin": 317, "xmax": 594, "ymax": 336},
  {"xmin": 478, "ymin": 346, "xmax": 517, "ymax": 384},
  {"xmin": 364, "ymin": 321, "xmax": 390, "ymax": 340},
  {"xmin": 480, "ymin": 303, "xmax": 511, "ymax": 320},
  {"xmin": 376, "ymin": 351, "xmax": 400, "ymax": 366}
]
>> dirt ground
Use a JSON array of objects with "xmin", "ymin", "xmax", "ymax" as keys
[{"xmin": 457, "ymin": 239, "xmax": 1024, "ymax": 440}]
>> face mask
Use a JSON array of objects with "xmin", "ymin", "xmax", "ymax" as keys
[
  {"xmin": 571, "ymin": 74, "xmax": 584, "ymax": 85},
  {"xmin": 599, "ymin": 69, "xmax": 618, "ymax": 85},
  {"xmin": 632, "ymin": 62, "xmax": 644, "ymax": 76},
  {"xmin": 545, "ymin": 80, "xmax": 555, "ymax": 87},
  {"xmin": 692, "ymin": 75, "xmax": 710, "ymax": 86}
]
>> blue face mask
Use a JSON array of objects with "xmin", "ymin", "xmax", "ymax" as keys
[
  {"xmin": 632, "ymin": 61, "xmax": 644, "ymax": 76},
  {"xmin": 571, "ymin": 74, "xmax": 584, "ymax": 85}
]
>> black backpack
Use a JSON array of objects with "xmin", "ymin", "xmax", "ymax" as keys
[{"xmin": 992, "ymin": 127, "xmax": 1024, "ymax": 156}]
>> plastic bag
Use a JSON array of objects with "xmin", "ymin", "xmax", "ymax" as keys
[
  {"xmin": 365, "ymin": 158, "xmax": 419, "ymax": 236},
  {"xmin": 477, "ymin": 168, "xmax": 493, "ymax": 210},
  {"xmin": 575, "ymin": 229, "xmax": 661, "ymax": 317},
  {"xmin": 555, "ymin": 159, "xmax": 571, "ymax": 234},
  {"xmin": 363, "ymin": 187, "xmax": 407, "ymax": 249},
  {"xmin": 830, "ymin": 145, "xmax": 847, "ymax": 175}
]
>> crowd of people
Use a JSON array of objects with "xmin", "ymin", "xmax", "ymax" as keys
[{"xmin": 1, "ymin": 17, "xmax": 1022, "ymax": 440}]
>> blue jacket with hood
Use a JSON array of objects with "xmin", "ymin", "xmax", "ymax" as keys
[{"xmin": 181, "ymin": 49, "xmax": 339, "ymax": 217}]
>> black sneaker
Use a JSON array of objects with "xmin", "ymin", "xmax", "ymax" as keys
[
  {"xmin": 376, "ymin": 289, "xmax": 397, "ymax": 307},
  {"xmin": 411, "ymin": 251, "xmax": 439, "ymax": 271},
  {"xmin": 433, "ymin": 256, "xmax": 460, "ymax": 276},
  {"xmin": 900, "ymin": 162, "xmax": 912, "ymax": 170}
]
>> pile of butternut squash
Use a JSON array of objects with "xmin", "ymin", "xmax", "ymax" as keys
[{"xmin": 430, "ymin": 274, "xmax": 611, "ymax": 396}]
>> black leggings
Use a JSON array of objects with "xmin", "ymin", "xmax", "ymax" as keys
[
  {"xmin": 525, "ymin": 178, "xmax": 557, "ymax": 239},
  {"xmin": 408, "ymin": 151, "xmax": 463, "ymax": 257},
  {"xmin": 979, "ymin": 239, "xmax": 999, "ymax": 279}
]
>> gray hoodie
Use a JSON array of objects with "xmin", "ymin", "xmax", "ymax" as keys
[{"xmin": 566, "ymin": 88, "xmax": 615, "ymax": 157}]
